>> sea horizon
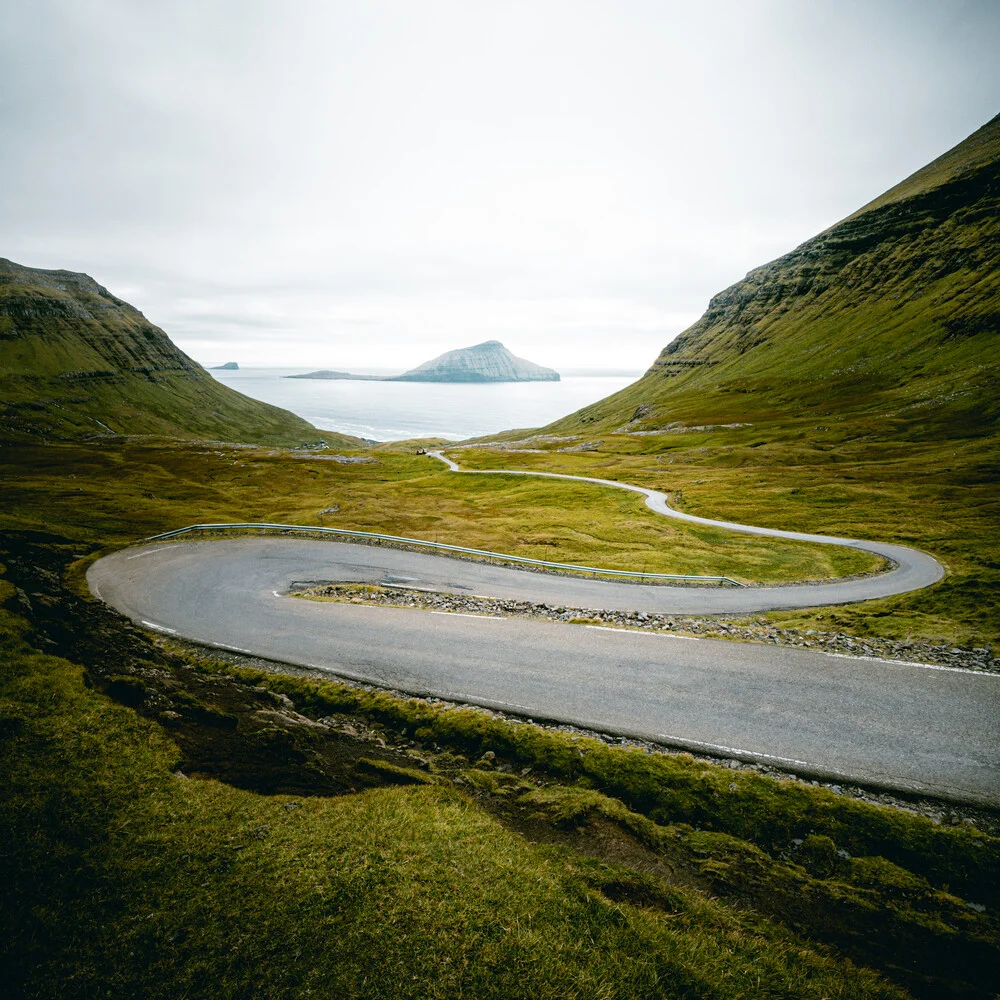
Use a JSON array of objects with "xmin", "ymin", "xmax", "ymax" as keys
[{"xmin": 208, "ymin": 366, "xmax": 643, "ymax": 442}]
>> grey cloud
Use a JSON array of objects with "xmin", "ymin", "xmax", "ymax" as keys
[{"xmin": 3, "ymin": 1, "xmax": 999, "ymax": 368}]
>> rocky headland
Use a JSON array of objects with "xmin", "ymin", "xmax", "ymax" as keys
[
  {"xmin": 392, "ymin": 340, "xmax": 559, "ymax": 382},
  {"xmin": 285, "ymin": 340, "xmax": 560, "ymax": 384}
]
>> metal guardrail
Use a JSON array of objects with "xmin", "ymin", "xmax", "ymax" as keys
[{"xmin": 144, "ymin": 522, "xmax": 746, "ymax": 587}]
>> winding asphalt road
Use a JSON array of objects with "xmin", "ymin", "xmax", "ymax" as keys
[
  {"xmin": 427, "ymin": 450, "xmax": 946, "ymax": 609},
  {"xmin": 88, "ymin": 466, "xmax": 998, "ymax": 806}
]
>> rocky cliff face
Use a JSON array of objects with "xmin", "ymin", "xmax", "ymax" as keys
[
  {"xmin": 393, "ymin": 340, "xmax": 560, "ymax": 382},
  {"xmin": 0, "ymin": 259, "xmax": 322, "ymax": 445},
  {"xmin": 652, "ymin": 119, "xmax": 1000, "ymax": 379},
  {"xmin": 557, "ymin": 113, "xmax": 1000, "ymax": 439},
  {"xmin": 0, "ymin": 259, "xmax": 202, "ymax": 377}
]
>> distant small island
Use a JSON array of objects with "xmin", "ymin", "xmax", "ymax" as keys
[
  {"xmin": 284, "ymin": 340, "xmax": 559, "ymax": 384},
  {"xmin": 211, "ymin": 361, "xmax": 239, "ymax": 370},
  {"xmin": 285, "ymin": 370, "xmax": 382, "ymax": 381}
]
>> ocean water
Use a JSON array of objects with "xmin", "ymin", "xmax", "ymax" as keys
[{"xmin": 208, "ymin": 367, "xmax": 641, "ymax": 442}]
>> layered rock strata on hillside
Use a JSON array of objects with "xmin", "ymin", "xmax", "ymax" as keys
[{"xmin": 0, "ymin": 258, "xmax": 321, "ymax": 445}]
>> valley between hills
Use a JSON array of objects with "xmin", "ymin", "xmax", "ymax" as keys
[{"xmin": 2, "ymin": 115, "xmax": 999, "ymax": 998}]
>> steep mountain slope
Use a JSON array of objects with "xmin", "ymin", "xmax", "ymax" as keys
[
  {"xmin": 554, "ymin": 113, "xmax": 999, "ymax": 441},
  {"xmin": 0, "ymin": 259, "xmax": 342, "ymax": 446},
  {"xmin": 394, "ymin": 340, "xmax": 560, "ymax": 382}
]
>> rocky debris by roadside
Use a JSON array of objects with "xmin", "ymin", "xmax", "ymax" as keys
[
  {"xmin": 458, "ymin": 434, "xmax": 581, "ymax": 451},
  {"xmin": 289, "ymin": 453, "xmax": 374, "ymax": 463},
  {"xmin": 292, "ymin": 583, "xmax": 999, "ymax": 675}
]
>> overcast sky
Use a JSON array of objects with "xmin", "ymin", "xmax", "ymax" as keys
[{"xmin": 2, "ymin": 1, "xmax": 998, "ymax": 371}]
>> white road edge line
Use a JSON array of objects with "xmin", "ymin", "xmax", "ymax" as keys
[
  {"xmin": 658, "ymin": 735, "xmax": 812, "ymax": 768},
  {"xmin": 216, "ymin": 643, "xmax": 253, "ymax": 654},
  {"xmin": 128, "ymin": 544, "xmax": 180, "ymax": 560},
  {"xmin": 141, "ymin": 620, "xmax": 177, "ymax": 634},
  {"xmin": 824, "ymin": 651, "xmax": 995, "ymax": 676},
  {"xmin": 448, "ymin": 693, "xmax": 537, "ymax": 715},
  {"xmin": 431, "ymin": 611, "xmax": 506, "ymax": 620},
  {"xmin": 272, "ymin": 590, "xmax": 281, "ymax": 597},
  {"xmin": 586, "ymin": 624, "xmax": 700, "ymax": 640}
]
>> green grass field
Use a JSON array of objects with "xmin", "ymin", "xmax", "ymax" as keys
[
  {"xmin": 450, "ymin": 416, "xmax": 999, "ymax": 648},
  {"xmin": 5, "ymin": 428, "xmax": 996, "ymax": 649},
  {"xmin": 3, "ymin": 438, "xmax": 881, "ymax": 585}
]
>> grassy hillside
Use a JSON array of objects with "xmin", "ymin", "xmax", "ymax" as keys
[
  {"xmin": 0, "ymin": 258, "xmax": 360, "ymax": 448},
  {"xmin": 557, "ymin": 112, "xmax": 999, "ymax": 438},
  {"xmin": 442, "ymin": 114, "xmax": 999, "ymax": 647}
]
